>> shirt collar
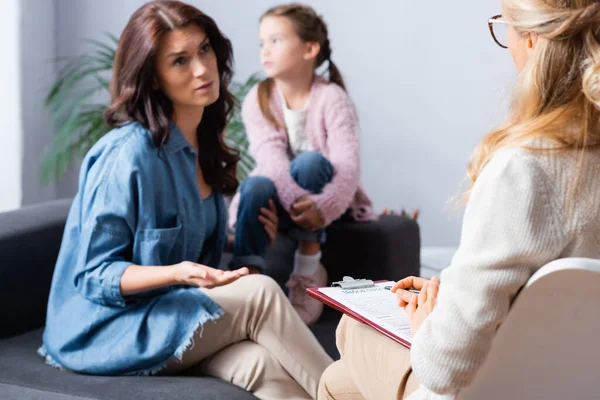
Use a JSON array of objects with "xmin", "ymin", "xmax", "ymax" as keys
[{"xmin": 163, "ymin": 122, "xmax": 196, "ymax": 154}]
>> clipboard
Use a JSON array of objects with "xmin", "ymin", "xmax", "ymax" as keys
[{"xmin": 307, "ymin": 276, "xmax": 412, "ymax": 348}]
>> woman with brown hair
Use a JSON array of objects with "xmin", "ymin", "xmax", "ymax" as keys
[
  {"xmin": 320, "ymin": 0, "xmax": 600, "ymax": 398},
  {"xmin": 39, "ymin": 2, "xmax": 331, "ymax": 398}
]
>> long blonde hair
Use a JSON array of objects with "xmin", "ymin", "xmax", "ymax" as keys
[
  {"xmin": 257, "ymin": 3, "xmax": 345, "ymax": 128},
  {"xmin": 468, "ymin": 0, "xmax": 600, "ymax": 189}
]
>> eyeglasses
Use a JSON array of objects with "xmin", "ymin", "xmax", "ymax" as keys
[{"xmin": 488, "ymin": 15, "xmax": 509, "ymax": 49}]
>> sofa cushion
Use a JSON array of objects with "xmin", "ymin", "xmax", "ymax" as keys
[
  {"xmin": 0, "ymin": 330, "xmax": 256, "ymax": 400},
  {"xmin": 0, "ymin": 383, "xmax": 96, "ymax": 400}
]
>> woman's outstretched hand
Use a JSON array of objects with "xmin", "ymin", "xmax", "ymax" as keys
[{"xmin": 172, "ymin": 262, "xmax": 249, "ymax": 289}]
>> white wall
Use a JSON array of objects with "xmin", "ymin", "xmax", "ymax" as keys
[
  {"xmin": 0, "ymin": 0, "xmax": 22, "ymax": 213},
  {"xmin": 54, "ymin": 0, "xmax": 516, "ymax": 246},
  {"xmin": 21, "ymin": 0, "xmax": 58, "ymax": 206}
]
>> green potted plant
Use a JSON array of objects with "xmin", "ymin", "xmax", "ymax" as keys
[
  {"xmin": 224, "ymin": 73, "xmax": 260, "ymax": 181},
  {"xmin": 43, "ymin": 34, "xmax": 258, "ymax": 184}
]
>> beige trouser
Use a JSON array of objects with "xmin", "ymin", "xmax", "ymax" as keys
[
  {"xmin": 161, "ymin": 274, "xmax": 333, "ymax": 400},
  {"xmin": 318, "ymin": 315, "xmax": 420, "ymax": 400}
]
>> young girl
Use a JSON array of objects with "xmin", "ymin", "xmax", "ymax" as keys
[
  {"xmin": 39, "ymin": 2, "xmax": 332, "ymax": 399},
  {"xmin": 320, "ymin": 0, "xmax": 600, "ymax": 398},
  {"xmin": 228, "ymin": 4, "xmax": 376, "ymax": 325}
]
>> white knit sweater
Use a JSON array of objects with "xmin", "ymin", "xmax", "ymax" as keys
[{"xmin": 408, "ymin": 144, "xmax": 600, "ymax": 399}]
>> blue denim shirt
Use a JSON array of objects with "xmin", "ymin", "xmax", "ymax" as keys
[{"xmin": 39, "ymin": 122, "xmax": 228, "ymax": 376}]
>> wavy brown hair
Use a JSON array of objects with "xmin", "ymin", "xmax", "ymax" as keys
[
  {"xmin": 105, "ymin": 1, "xmax": 239, "ymax": 195},
  {"xmin": 257, "ymin": 3, "xmax": 345, "ymax": 128},
  {"xmin": 468, "ymin": 0, "xmax": 600, "ymax": 194}
]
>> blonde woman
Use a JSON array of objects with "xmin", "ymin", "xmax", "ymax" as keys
[{"xmin": 319, "ymin": 0, "xmax": 600, "ymax": 399}]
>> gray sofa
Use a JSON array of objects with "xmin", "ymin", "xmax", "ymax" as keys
[{"xmin": 0, "ymin": 199, "xmax": 420, "ymax": 399}]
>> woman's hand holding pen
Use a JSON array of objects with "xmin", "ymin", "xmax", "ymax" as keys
[{"xmin": 391, "ymin": 276, "xmax": 440, "ymax": 335}]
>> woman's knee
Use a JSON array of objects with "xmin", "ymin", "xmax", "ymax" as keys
[
  {"xmin": 203, "ymin": 341, "xmax": 278, "ymax": 391},
  {"xmin": 239, "ymin": 176, "xmax": 277, "ymax": 207},
  {"xmin": 318, "ymin": 360, "xmax": 364, "ymax": 400},
  {"xmin": 236, "ymin": 342, "xmax": 279, "ymax": 389},
  {"xmin": 335, "ymin": 315, "xmax": 354, "ymax": 356},
  {"xmin": 290, "ymin": 152, "xmax": 334, "ymax": 192}
]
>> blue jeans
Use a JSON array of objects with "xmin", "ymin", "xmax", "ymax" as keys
[{"xmin": 230, "ymin": 152, "xmax": 334, "ymax": 271}]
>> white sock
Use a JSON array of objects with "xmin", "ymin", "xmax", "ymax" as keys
[{"xmin": 293, "ymin": 250, "xmax": 321, "ymax": 276}]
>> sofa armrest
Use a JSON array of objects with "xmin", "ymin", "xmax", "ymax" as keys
[
  {"xmin": 261, "ymin": 214, "xmax": 421, "ymax": 287},
  {"xmin": 0, "ymin": 199, "xmax": 71, "ymax": 338},
  {"xmin": 322, "ymin": 214, "xmax": 421, "ymax": 284}
]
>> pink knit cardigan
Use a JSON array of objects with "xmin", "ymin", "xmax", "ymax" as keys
[{"xmin": 228, "ymin": 78, "xmax": 376, "ymax": 229}]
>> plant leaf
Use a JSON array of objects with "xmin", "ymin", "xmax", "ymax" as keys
[{"xmin": 42, "ymin": 36, "xmax": 116, "ymax": 184}]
